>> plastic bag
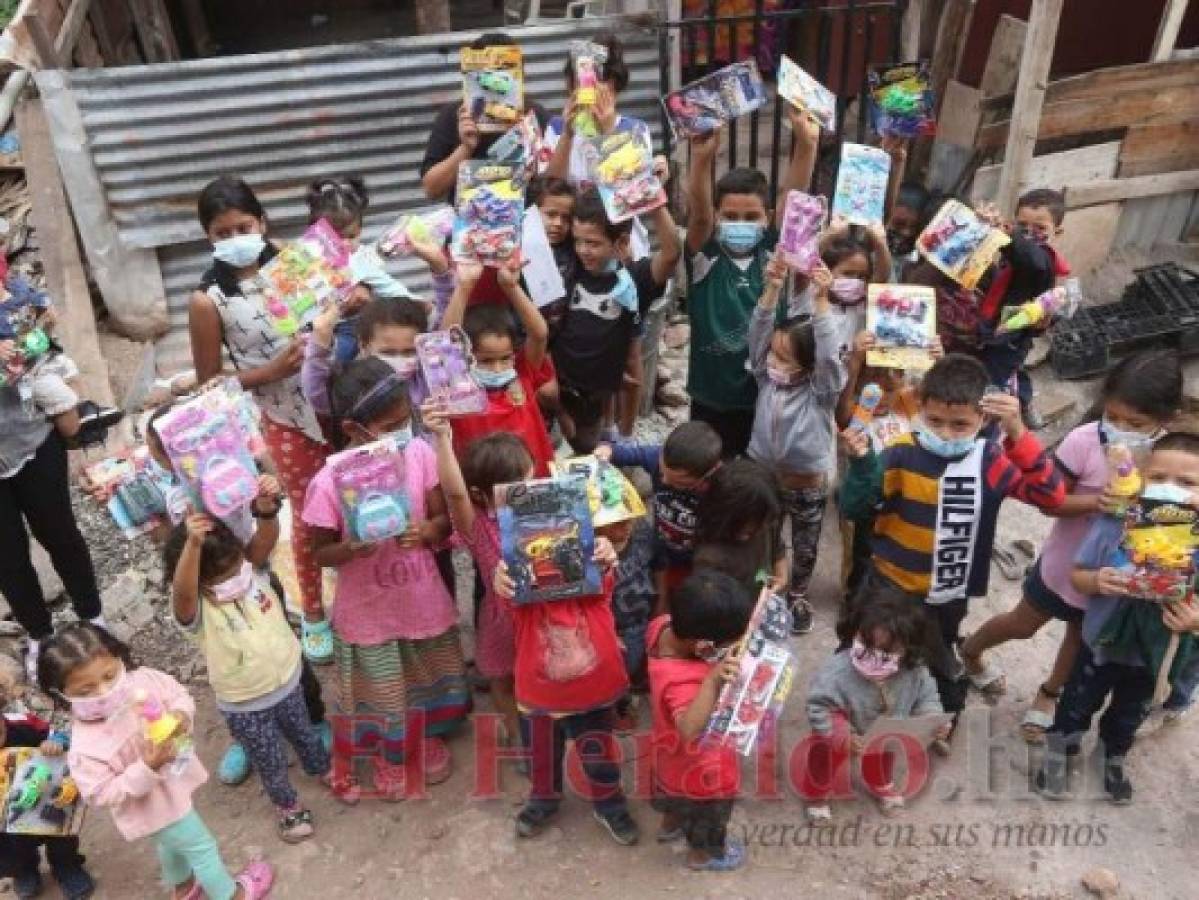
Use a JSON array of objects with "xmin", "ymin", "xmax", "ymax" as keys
[
  {"xmin": 868, "ymin": 61, "xmax": 936, "ymax": 139},
  {"xmin": 377, "ymin": 207, "xmax": 455, "ymax": 259}
]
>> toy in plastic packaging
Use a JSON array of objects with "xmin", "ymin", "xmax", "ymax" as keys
[
  {"xmin": 1114, "ymin": 489, "xmax": 1199, "ymax": 603},
  {"xmin": 487, "ymin": 110, "xmax": 542, "ymax": 178},
  {"xmin": 868, "ymin": 61, "xmax": 936, "ymax": 139},
  {"xmin": 256, "ymin": 218, "xmax": 353, "ymax": 336},
  {"xmin": 328, "ymin": 434, "xmax": 411, "ymax": 544},
  {"xmin": 997, "ymin": 278, "xmax": 1082, "ymax": 335},
  {"xmin": 917, "ymin": 200, "xmax": 1010, "ymax": 291},
  {"xmin": 570, "ymin": 41, "xmax": 608, "ymax": 139},
  {"xmin": 777, "ymin": 54, "xmax": 837, "ymax": 131},
  {"xmin": 1105, "ymin": 444, "xmax": 1143, "ymax": 518},
  {"xmin": 1, "ymin": 748, "xmax": 84, "ymax": 835},
  {"xmin": 831, "ymin": 143, "xmax": 891, "ymax": 228},
  {"xmin": 133, "ymin": 690, "xmax": 194, "ymax": 776},
  {"xmin": 415, "ymin": 327, "xmax": 488, "ymax": 416},
  {"xmin": 462, "ymin": 44, "xmax": 523, "ymax": 134},
  {"xmin": 663, "ymin": 59, "xmax": 767, "ymax": 138},
  {"xmin": 451, "ymin": 160, "xmax": 525, "ymax": 265},
  {"xmin": 0, "ymin": 279, "xmax": 52, "ymax": 387},
  {"xmin": 95, "ymin": 446, "xmax": 176, "ymax": 539},
  {"xmin": 703, "ymin": 585, "xmax": 796, "ymax": 756},
  {"xmin": 377, "ymin": 207, "xmax": 455, "ymax": 259},
  {"xmin": 777, "ymin": 190, "xmax": 827, "ymax": 274},
  {"xmin": 496, "ymin": 474, "xmax": 602, "ymax": 605},
  {"xmin": 550, "ymin": 455, "xmax": 646, "ymax": 528},
  {"xmin": 584, "ymin": 123, "xmax": 666, "ymax": 224},
  {"xmin": 865, "ymin": 284, "xmax": 936, "ymax": 370},
  {"xmin": 848, "ymin": 383, "xmax": 884, "ymax": 432}
]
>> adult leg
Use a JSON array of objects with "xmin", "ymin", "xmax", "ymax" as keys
[
  {"xmin": 274, "ymin": 683, "xmax": 331, "ymax": 777},
  {"xmin": 224, "ymin": 705, "xmax": 299, "ymax": 811},
  {"xmin": 0, "ymin": 475, "xmax": 52, "ymax": 639}
]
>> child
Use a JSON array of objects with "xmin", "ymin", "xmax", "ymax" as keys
[
  {"xmin": 551, "ymin": 189, "xmax": 680, "ymax": 453},
  {"xmin": 527, "ymin": 175, "xmax": 579, "ymax": 294},
  {"xmin": 1037, "ymin": 432, "xmax": 1199, "ymax": 804},
  {"xmin": 442, "ymin": 261, "xmax": 556, "ymax": 475},
  {"xmin": 682, "ymin": 108, "xmax": 819, "ymax": 457},
  {"xmin": 839, "ymin": 353, "xmax": 1065, "ymax": 718},
  {"xmin": 803, "ymin": 590, "xmax": 946, "ymax": 820},
  {"xmin": 885, "ymin": 181, "xmax": 934, "ymax": 282},
  {"xmin": 165, "ymin": 497, "xmax": 355, "ymax": 842},
  {"xmin": 747, "ymin": 255, "xmax": 845, "ymax": 633},
  {"xmin": 648, "ymin": 570, "xmax": 753, "ymax": 871},
  {"xmin": 305, "ymin": 359, "xmax": 468, "ymax": 797},
  {"xmin": 0, "ymin": 675, "xmax": 94, "ymax": 899},
  {"xmin": 960, "ymin": 351, "xmax": 1181, "ymax": 742},
  {"xmin": 40, "ymin": 622, "xmax": 273, "ymax": 899}
]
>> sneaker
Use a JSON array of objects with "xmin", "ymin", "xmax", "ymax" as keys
[
  {"xmin": 685, "ymin": 838, "xmax": 747, "ymax": 872},
  {"xmin": 24, "ymin": 638, "xmax": 40, "ymax": 685},
  {"xmin": 218, "ymin": 742, "xmax": 251, "ymax": 786},
  {"xmin": 69, "ymin": 401, "xmax": 124, "ymax": 449},
  {"xmin": 1103, "ymin": 761, "xmax": 1133, "ymax": 805},
  {"xmin": 788, "ymin": 594, "xmax": 814, "ymax": 635},
  {"xmin": 593, "ymin": 808, "xmax": 640, "ymax": 846},
  {"xmin": 277, "ymin": 808, "xmax": 314, "ymax": 843},
  {"xmin": 53, "ymin": 866, "xmax": 95, "ymax": 900},
  {"xmin": 322, "ymin": 771, "xmax": 361, "ymax": 805},
  {"xmin": 1034, "ymin": 756, "xmax": 1071, "ymax": 801},
  {"xmin": 13, "ymin": 870, "xmax": 43, "ymax": 899},
  {"xmin": 1164, "ymin": 705, "xmax": 1192, "ymax": 726},
  {"xmin": 515, "ymin": 804, "xmax": 557, "ymax": 839},
  {"xmin": 234, "ymin": 860, "xmax": 274, "ymax": 900},
  {"xmin": 301, "ymin": 618, "xmax": 334, "ymax": 665}
]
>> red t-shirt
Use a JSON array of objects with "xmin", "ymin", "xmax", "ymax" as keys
[
  {"xmin": 508, "ymin": 571, "xmax": 628, "ymax": 715},
  {"xmin": 450, "ymin": 351, "xmax": 556, "ymax": 476},
  {"xmin": 647, "ymin": 615, "xmax": 740, "ymax": 800}
]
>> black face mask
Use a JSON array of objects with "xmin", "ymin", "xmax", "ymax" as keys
[{"xmin": 887, "ymin": 228, "xmax": 914, "ymax": 257}]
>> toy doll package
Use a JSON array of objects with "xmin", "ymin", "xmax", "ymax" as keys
[
  {"xmin": 868, "ymin": 61, "xmax": 936, "ymax": 139},
  {"xmin": 328, "ymin": 434, "xmax": 411, "ymax": 544},
  {"xmin": 662, "ymin": 59, "xmax": 767, "ymax": 138},
  {"xmin": 777, "ymin": 54, "xmax": 837, "ymax": 131},
  {"xmin": 584, "ymin": 122, "xmax": 666, "ymax": 224},
  {"xmin": 549, "ymin": 455, "xmax": 646, "ymax": 528},
  {"xmin": 777, "ymin": 190, "xmax": 827, "ymax": 274},
  {"xmin": 0, "ymin": 280, "xmax": 52, "ymax": 387},
  {"xmin": 377, "ymin": 207, "xmax": 455, "ymax": 259},
  {"xmin": 831, "ymin": 143, "xmax": 891, "ymax": 227},
  {"xmin": 917, "ymin": 199, "xmax": 1011, "ymax": 291},
  {"xmin": 703, "ymin": 585, "xmax": 796, "ymax": 756},
  {"xmin": 452, "ymin": 160, "xmax": 525, "ymax": 265},
  {"xmin": 570, "ymin": 41, "xmax": 608, "ymax": 139},
  {"xmin": 1, "ymin": 748, "xmax": 85, "ymax": 836},
  {"xmin": 496, "ymin": 474, "xmax": 602, "ymax": 605},
  {"xmin": 256, "ymin": 218, "xmax": 353, "ymax": 336},
  {"xmin": 461, "ymin": 45, "xmax": 523, "ymax": 133},
  {"xmin": 414, "ymin": 327, "xmax": 488, "ymax": 416},
  {"xmin": 865, "ymin": 284, "xmax": 937, "ymax": 371},
  {"xmin": 1114, "ymin": 493, "xmax": 1199, "ymax": 604}
]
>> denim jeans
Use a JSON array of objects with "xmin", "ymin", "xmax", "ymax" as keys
[
  {"xmin": 1046, "ymin": 642, "xmax": 1154, "ymax": 759},
  {"xmin": 520, "ymin": 706, "xmax": 628, "ymax": 818}
]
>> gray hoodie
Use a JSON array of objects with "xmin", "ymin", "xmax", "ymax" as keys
[{"xmin": 806, "ymin": 649, "xmax": 942, "ymax": 736}]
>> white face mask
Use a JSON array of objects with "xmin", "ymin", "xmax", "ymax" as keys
[
  {"xmin": 1100, "ymin": 417, "xmax": 1161, "ymax": 454},
  {"xmin": 212, "ymin": 234, "xmax": 265, "ymax": 269},
  {"xmin": 210, "ymin": 560, "xmax": 254, "ymax": 603}
]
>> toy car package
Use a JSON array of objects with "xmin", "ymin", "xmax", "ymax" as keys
[
  {"xmin": 451, "ymin": 160, "xmax": 525, "ymax": 265},
  {"xmin": 831, "ymin": 143, "xmax": 891, "ymax": 227},
  {"xmin": 256, "ymin": 218, "xmax": 353, "ymax": 336},
  {"xmin": 549, "ymin": 455, "xmax": 646, "ymax": 527},
  {"xmin": 462, "ymin": 44, "xmax": 523, "ymax": 134},
  {"xmin": 777, "ymin": 190, "xmax": 827, "ymax": 274},
  {"xmin": 328, "ymin": 434, "xmax": 411, "ymax": 544},
  {"xmin": 662, "ymin": 59, "xmax": 767, "ymax": 138},
  {"xmin": 777, "ymin": 54, "xmax": 837, "ymax": 131},
  {"xmin": 703, "ymin": 585, "xmax": 796, "ymax": 756},
  {"xmin": 487, "ymin": 110, "xmax": 542, "ymax": 177},
  {"xmin": 496, "ymin": 474, "xmax": 602, "ymax": 605},
  {"xmin": 584, "ymin": 122, "xmax": 666, "ymax": 224},
  {"xmin": 0, "ymin": 278, "xmax": 52, "ymax": 388},
  {"xmin": 917, "ymin": 199, "xmax": 1011, "ymax": 291},
  {"xmin": 868, "ymin": 61, "xmax": 936, "ymax": 139},
  {"xmin": 415, "ymin": 327, "xmax": 488, "ymax": 416},
  {"xmin": 377, "ymin": 207, "xmax": 455, "ymax": 259},
  {"xmin": 865, "ymin": 284, "xmax": 937, "ymax": 371},
  {"xmin": 1, "ymin": 748, "xmax": 84, "ymax": 836},
  {"xmin": 1114, "ymin": 493, "xmax": 1199, "ymax": 604}
]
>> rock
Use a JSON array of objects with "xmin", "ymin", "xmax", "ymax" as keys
[
  {"xmin": 662, "ymin": 323, "xmax": 690, "ymax": 350},
  {"xmin": 100, "ymin": 570, "xmax": 148, "ymax": 619},
  {"xmin": 1025, "ymin": 335, "xmax": 1050, "ymax": 368},
  {"xmin": 655, "ymin": 382, "xmax": 689, "ymax": 408},
  {"xmin": 1081, "ymin": 867, "xmax": 1119, "ymax": 898},
  {"xmin": 1032, "ymin": 385, "xmax": 1077, "ymax": 429}
]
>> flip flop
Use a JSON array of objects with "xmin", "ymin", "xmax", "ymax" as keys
[
  {"xmin": 992, "ymin": 546, "xmax": 1022, "ymax": 581},
  {"xmin": 686, "ymin": 839, "xmax": 746, "ymax": 872},
  {"xmin": 1010, "ymin": 538, "xmax": 1037, "ymax": 561}
]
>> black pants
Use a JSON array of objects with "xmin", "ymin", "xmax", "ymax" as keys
[
  {"xmin": 559, "ymin": 385, "xmax": 611, "ymax": 455},
  {"xmin": 690, "ymin": 400, "xmax": 754, "ymax": 459},
  {"xmin": 0, "ymin": 432, "xmax": 101, "ymax": 639},
  {"xmin": 652, "ymin": 795, "xmax": 735, "ymax": 854},
  {"xmin": 519, "ymin": 706, "xmax": 627, "ymax": 818},
  {"xmin": 1047, "ymin": 643, "xmax": 1154, "ymax": 759},
  {"xmin": 0, "ymin": 833, "xmax": 84, "ymax": 878}
]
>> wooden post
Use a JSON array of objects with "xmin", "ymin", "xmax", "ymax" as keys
[
  {"xmin": 414, "ymin": 0, "xmax": 453, "ymax": 34},
  {"xmin": 995, "ymin": 0, "xmax": 1064, "ymax": 215},
  {"xmin": 25, "ymin": 11, "xmax": 62, "ymax": 69},
  {"xmin": 128, "ymin": 0, "xmax": 179, "ymax": 62},
  {"xmin": 1151, "ymin": 0, "xmax": 1189, "ymax": 62},
  {"xmin": 901, "ymin": 0, "xmax": 923, "ymax": 60}
]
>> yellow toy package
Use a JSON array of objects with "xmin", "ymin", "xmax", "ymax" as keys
[
  {"xmin": 462, "ymin": 45, "xmax": 524, "ymax": 134},
  {"xmin": 917, "ymin": 199, "xmax": 1010, "ymax": 291},
  {"xmin": 1116, "ymin": 487, "xmax": 1199, "ymax": 603},
  {"xmin": 550, "ymin": 455, "xmax": 646, "ymax": 528}
]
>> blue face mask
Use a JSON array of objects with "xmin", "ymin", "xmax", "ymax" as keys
[
  {"xmin": 1141, "ymin": 482, "xmax": 1192, "ymax": 504},
  {"xmin": 212, "ymin": 233, "xmax": 265, "ymax": 269},
  {"xmin": 474, "ymin": 367, "xmax": 516, "ymax": 390},
  {"xmin": 718, "ymin": 220, "xmax": 765, "ymax": 255},
  {"xmin": 914, "ymin": 421, "xmax": 977, "ymax": 459},
  {"xmin": 1100, "ymin": 418, "xmax": 1160, "ymax": 454},
  {"xmin": 603, "ymin": 260, "xmax": 640, "ymax": 314}
]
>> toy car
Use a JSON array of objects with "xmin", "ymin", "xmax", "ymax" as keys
[
  {"xmin": 596, "ymin": 142, "xmax": 645, "ymax": 185},
  {"xmin": 613, "ymin": 178, "xmax": 660, "ymax": 215},
  {"xmin": 354, "ymin": 491, "xmax": 409, "ymax": 542},
  {"xmin": 483, "ymin": 102, "xmax": 519, "ymax": 124},
  {"xmin": 476, "ymin": 71, "xmax": 515, "ymax": 95}
]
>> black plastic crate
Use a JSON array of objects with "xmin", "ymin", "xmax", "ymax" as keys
[{"xmin": 1051, "ymin": 326, "xmax": 1109, "ymax": 379}]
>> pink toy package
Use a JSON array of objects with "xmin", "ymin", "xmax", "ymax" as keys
[
  {"xmin": 415, "ymin": 327, "xmax": 488, "ymax": 416},
  {"xmin": 257, "ymin": 218, "xmax": 353, "ymax": 336},
  {"xmin": 327, "ymin": 435, "xmax": 411, "ymax": 544},
  {"xmin": 377, "ymin": 207, "xmax": 455, "ymax": 259},
  {"xmin": 778, "ymin": 191, "xmax": 827, "ymax": 274}
]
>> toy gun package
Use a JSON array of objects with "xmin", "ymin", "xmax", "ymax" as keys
[
  {"xmin": 1115, "ymin": 488, "xmax": 1199, "ymax": 604},
  {"xmin": 462, "ymin": 44, "xmax": 523, "ymax": 133},
  {"xmin": 917, "ymin": 200, "xmax": 1010, "ymax": 291},
  {"xmin": 0, "ymin": 279, "xmax": 52, "ymax": 388},
  {"xmin": 777, "ymin": 54, "xmax": 837, "ymax": 131},
  {"xmin": 997, "ymin": 278, "xmax": 1082, "ymax": 335},
  {"xmin": 549, "ymin": 455, "xmax": 646, "ymax": 528},
  {"xmin": 570, "ymin": 41, "xmax": 608, "ymax": 139},
  {"xmin": 1, "ymin": 748, "xmax": 84, "ymax": 836},
  {"xmin": 584, "ymin": 122, "xmax": 666, "ymax": 224},
  {"xmin": 866, "ymin": 284, "xmax": 937, "ymax": 370},
  {"xmin": 832, "ymin": 143, "xmax": 891, "ymax": 227},
  {"xmin": 663, "ymin": 59, "xmax": 767, "ymax": 138},
  {"xmin": 415, "ymin": 327, "xmax": 488, "ymax": 416},
  {"xmin": 328, "ymin": 434, "xmax": 410, "ymax": 544},
  {"xmin": 496, "ymin": 474, "xmax": 601, "ymax": 604},
  {"xmin": 377, "ymin": 207, "xmax": 455, "ymax": 259},
  {"xmin": 452, "ymin": 160, "xmax": 525, "ymax": 265},
  {"xmin": 487, "ymin": 110, "xmax": 543, "ymax": 177},
  {"xmin": 777, "ymin": 190, "xmax": 827, "ymax": 274},
  {"xmin": 256, "ymin": 218, "xmax": 353, "ymax": 336},
  {"xmin": 703, "ymin": 585, "xmax": 796, "ymax": 756},
  {"xmin": 868, "ymin": 61, "xmax": 936, "ymax": 139}
]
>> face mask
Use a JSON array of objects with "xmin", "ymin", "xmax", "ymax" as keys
[
  {"xmin": 887, "ymin": 229, "xmax": 914, "ymax": 257},
  {"xmin": 374, "ymin": 351, "xmax": 419, "ymax": 381},
  {"xmin": 67, "ymin": 665, "xmax": 130, "ymax": 722},
  {"xmin": 1141, "ymin": 482, "xmax": 1193, "ymax": 505},
  {"xmin": 914, "ymin": 420, "xmax": 977, "ymax": 459},
  {"xmin": 601, "ymin": 260, "xmax": 639, "ymax": 314},
  {"xmin": 850, "ymin": 639, "xmax": 901, "ymax": 683},
  {"xmin": 474, "ymin": 367, "xmax": 516, "ymax": 390},
  {"xmin": 767, "ymin": 362, "xmax": 803, "ymax": 387},
  {"xmin": 1100, "ymin": 418, "xmax": 1160, "ymax": 453},
  {"xmin": 717, "ymin": 220, "xmax": 765, "ymax": 255},
  {"xmin": 390, "ymin": 423, "xmax": 413, "ymax": 445},
  {"xmin": 830, "ymin": 277, "xmax": 867, "ymax": 304},
  {"xmin": 210, "ymin": 560, "xmax": 254, "ymax": 604},
  {"xmin": 212, "ymin": 233, "xmax": 266, "ymax": 269}
]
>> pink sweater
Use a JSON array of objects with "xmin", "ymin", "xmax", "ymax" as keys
[{"xmin": 68, "ymin": 667, "xmax": 208, "ymax": 841}]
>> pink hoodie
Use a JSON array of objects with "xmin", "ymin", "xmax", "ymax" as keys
[{"xmin": 67, "ymin": 666, "xmax": 208, "ymax": 841}]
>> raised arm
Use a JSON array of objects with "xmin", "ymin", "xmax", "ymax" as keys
[
  {"xmin": 421, "ymin": 104, "xmax": 479, "ymax": 202},
  {"xmin": 498, "ymin": 263, "xmax": 548, "ymax": 370},
  {"xmin": 424, "ymin": 401, "xmax": 476, "ymax": 536},
  {"xmin": 881, "ymin": 136, "xmax": 908, "ymax": 221},
  {"xmin": 774, "ymin": 108, "xmax": 821, "ymax": 224},
  {"xmin": 440, "ymin": 262, "xmax": 481, "ymax": 330},
  {"xmin": 171, "ymin": 513, "xmax": 210, "ymax": 627},
  {"xmin": 865, "ymin": 223, "xmax": 893, "ymax": 285},
  {"xmin": 647, "ymin": 202, "xmax": 682, "ymax": 288},
  {"xmin": 685, "ymin": 130, "xmax": 720, "ymax": 255}
]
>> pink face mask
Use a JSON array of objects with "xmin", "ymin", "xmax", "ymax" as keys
[
  {"xmin": 849, "ymin": 638, "xmax": 901, "ymax": 682},
  {"xmin": 210, "ymin": 560, "xmax": 254, "ymax": 604},
  {"xmin": 830, "ymin": 277, "xmax": 867, "ymax": 304},
  {"xmin": 67, "ymin": 665, "xmax": 130, "ymax": 722}
]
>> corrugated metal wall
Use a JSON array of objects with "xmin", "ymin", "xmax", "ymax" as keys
[{"xmin": 59, "ymin": 20, "xmax": 665, "ymax": 375}]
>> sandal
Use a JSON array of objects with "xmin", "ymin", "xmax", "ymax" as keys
[
  {"xmin": 301, "ymin": 619, "xmax": 334, "ymax": 665},
  {"xmin": 876, "ymin": 786, "xmax": 905, "ymax": 817},
  {"xmin": 423, "ymin": 737, "xmax": 452, "ymax": 785},
  {"xmin": 277, "ymin": 808, "xmax": 314, "ymax": 844},
  {"xmin": 686, "ymin": 838, "xmax": 747, "ymax": 872},
  {"xmin": 234, "ymin": 860, "xmax": 274, "ymax": 900},
  {"xmin": 960, "ymin": 644, "xmax": 1007, "ymax": 697},
  {"xmin": 372, "ymin": 758, "xmax": 408, "ymax": 802},
  {"xmin": 992, "ymin": 546, "xmax": 1022, "ymax": 581},
  {"xmin": 1020, "ymin": 684, "xmax": 1061, "ymax": 744}
]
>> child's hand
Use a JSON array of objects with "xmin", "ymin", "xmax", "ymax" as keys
[
  {"xmin": 594, "ymin": 536, "xmax": 618, "ymax": 571},
  {"xmin": 973, "ymin": 201, "xmax": 1005, "ymax": 230},
  {"xmin": 457, "ymin": 260, "xmax": 484, "ymax": 288},
  {"xmin": 594, "ymin": 443, "xmax": 613, "ymax": 462},
  {"xmin": 184, "ymin": 512, "xmax": 214, "ymax": 545},
  {"xmin": 652, "ymin": 154, "xmax": 671, "ymax": 187},
  {"xmin": 0, "ymin": 339, "xmax": 13, "ymax": 363},
  {"xmin": 268, "ymin": 339, "xmax": 305, "ymax": 380},
  {"xmin": 1096, "ymin": 567, "xmax": 1131, "ymax": 597},
  {"xmin": 823, "ymin": 215, "xmax": 851, "ymax": 241},
  {"xmin": 396, "ymin": 521, "xmax": 438, "ymax": 550},
  {"xmin": 38, "ymin": 739, "xmax": 65, "ymax": 757},
  {"xmin": 866, "ymin": 221, "xmax": 888, "ymax": 249},
  {"xmin": 839, "ymin": 427, "xmax": 870, "ymax": 459},
  {"xmin": 1163, "ymin": 597, "xmax": 1199, "ymax": 634},
  {"xmin": 341, "ymin": 284, "xmax": 372, "ymax": 317},
  {"xmin": 497, "ymin": 261, "xmax": 521, "ymax": 292},
  {"xmin": 933, "ymin": 721, "xmax": 953, "ymax": 741},
  {"xmin": 413, "ymin": 240, "xmax": 450, "ymax": 276},
  {"xmin": 561, "ymin": 93, "xmax": 580, "ymax": 138},
  {"xmin": 420, "ymin": 400, "xmax": 452, "ymax": 439},
  {"xmin": 312, "ymin": 302, "xmax": 340, "ymax": 346},
  {"xmin": 880, "ymin": 134, "xmax": 908, "ymax": 163},
  {"xmin": 786, "ymin": 103, "xmax": 821, "ymax": 147},
  {"xmin": 594, "ymin": 83, "xmax": 618, "ymax": 134},
  {"xmin": 810, "ymin": 264, "xmax": 833, "ymax": 297},
  {"xmin": 979, "ymin": 390, "xmax": 1023, "ymax": 440},
  {"xmin": 716, "ymin": 650, "xmax": 742, "ymax": 684},
  {"xmin": 458, "ymin": 104, "xmax": 480, "ymax": 153},
  {"xmin": 494, "ymin": 560, "xmax": 516, "ymax": 600},
  {"xmin": 689, "ymin": 128, "xmax": 720, "ymax": 160},
  {"xmin": 252, "ymin": 475, "xmax": 282, "ymax": 515},
  {"xmin": 849, "ymin": 733, "xmax": 865, "ymax": 755},
  {"xmin": 852, "ymin": 330, "xmax": 877, "ymax": 356},
  {"xmin": 928, "ymin": 334, "xmax": 945, "ymax": 360},
  {"xmin": 764, "ymin": 253, "xmax": 788, "ymax": 289},
  {"xmin": 140, "ymin": 735, "xmax": 178, "ymax": 772}
]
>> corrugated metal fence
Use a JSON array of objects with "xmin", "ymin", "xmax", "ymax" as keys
[{"xmin": 52, "ymin": 20, "xmax": 664, "ymax": 375}]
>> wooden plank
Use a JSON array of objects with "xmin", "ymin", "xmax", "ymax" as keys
[
  {"xmin": 981, "ymin": 57, "xmax": 1199, "ymax": 112},
  {"xmin": 979, "ymin": 13, "xmax": 1025, "ymax": 98},
  {"xmin": 900, "ymin": 0, "xmax": 923, "ymax": 60},
  {"xmin": 1120, "ymin": 122, "xmax": 1199, "ymax": 178},
  {"xmin": 55, "ymin": 0, "xmax": 96, "ymax": 61},
  {"xmin": 1151, "ymin": 0, "xmax": 1189, "ymax": 62},
  {"xmin": 127, "ymin": 0, "xmax": 179, "ymax": 62},
  {"xmin": 935, "ymin": 79, "xmax": 982, "ymax": 146},
  {"xmin": 996, "ymin": 0, "xmax": 1064, "ymax": 215},
  {"xmin": 972, "ymin": 141, "xmax": 1120, "ymax": 204},
  {"xmin": 929, "ymin": 0, "xmax": 974, "ymax": 115},
  {"xmin": 176, "ymin": 0, "xmax": 214, "ymax": 57},
  {"xmin": 1057, "ymin": 203, "xmax": 1121, "ymax": 276},
  {"xmin": 25, "ymin": 10, "xmax": 61, "ymax": 68},
  {"xmin": 1064, "ymin": 169, "xmax": 1199, "ymax": 209}
]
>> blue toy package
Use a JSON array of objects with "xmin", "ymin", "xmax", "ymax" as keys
[
  {"xmin": 663, "ymin": 59, "xmax": 767, "ymax": 138},
  {"xmin": 916, "ymin": 199, "xmax": 1011, "ymax": 291},
  {"xmin": 831, "ymin": 143, "xmax": 891, "ymax": 227},
  {"xmin": 452, "ymin": 160, "xmax": 525, "ymax": 265},
  {"xmin": 496, "ymin": 474, "xmax": 601, "ymax": 605},
  {"xmin": 328, "ymin": 435, "xmax": 410, "ymax": 544},
  {"xmin": 777, "ymin": 54, "xmax": 837, "ymax": 131},
  {"xmin": 868, "ymin": 61, "xmax": 936, "ymax": 139}
]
